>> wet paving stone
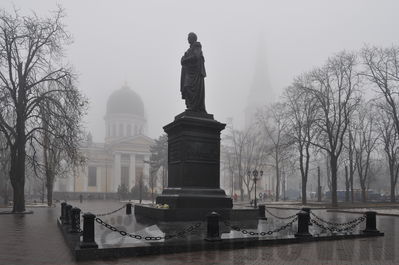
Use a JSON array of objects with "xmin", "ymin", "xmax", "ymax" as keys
[{"xmin": 1, "ymin": 200, "xmax": 398, "ymax": 264}]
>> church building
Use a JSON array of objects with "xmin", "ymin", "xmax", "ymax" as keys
[{"xmin": 54, "ymin": 84, "xmax": 154, "ymax": 197}]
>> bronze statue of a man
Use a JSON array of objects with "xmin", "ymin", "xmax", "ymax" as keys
[{"xmin": 180, "ymin": 32, "xmax": 207, "ymax": 113}]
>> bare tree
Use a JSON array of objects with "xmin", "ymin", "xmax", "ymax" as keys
[
  {"xmin": 362, "ymin": 46, "xmax": 399, "ymax": 202},
  {"xmin": 0, "ymin": 8, "xmax": 84, "ymax": 212},
  {"xmin": 256, "ymin": 103, "xmax": 291, "ymax": 201},
  {"xmin": 347, "ymin": 128, "xmax": 356, "ymax": 202},
  {"xmin": 300, "ymin": 51, "xmax": 361, "ymax": 207},
  {"xmin": 149, "ymin": 134, "xmax": 168, "ymax": 201},
  {"xmin": 362, "ymin": 46, "xmax": 399, "ymax": 134},
  {"xmin": 224, "ymin": 125, "xmax": 266, "ymax": 201},
  {"xmin": 375, "ymin": 103, "xmax": 399, "ymax": 202},
  {"xmin": 341, "ymin": 124, "xmax": 357, "ymax": 203},
  {"xmin": 283, "ymin": 83, "xmax": 317, "ymax": 204},
  {"xmin": 221, "ymin": 144, "xmax": 237, "ymax": 196},
  {"xmin": 0, "ymin": 133, "xmax": 10, "ymax": 205},
  {"xmin": 35, "ymin": 90, "xmax": 85, "ymax": 206},
  {"xmin": 241, "ymin": 126, "xmax": 267, "ymax": 202},
  {"xmin": 353, "ymin": 102, "xmax": 378, "ymax": 202},
  {"xmin": 224, "ymin": 126, "xmax": 247, "ymax": 201}
]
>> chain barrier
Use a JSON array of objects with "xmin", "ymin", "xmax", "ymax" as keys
[
  {"xmin": 92, "ymin": 204, "xmax": 126, "ymax": 217},
  {"xmin": 310, "ymin": 215, "xmax": 366, "ymax": 233},
  {"xmin": 310, "ymin": 212, "xmax": 365, "ymax": 227},
  {"xmin": 95, "ymin": 217, "xmax": 202, "ymax": 241},
  {"xmin": 264, "ymin": 208, "xmax": 297, "ymax": 220},
  {"xmin": 224, "ymin": 216, "xmax": 298, "ymax": 236}
]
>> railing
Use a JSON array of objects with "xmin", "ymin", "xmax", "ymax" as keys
[{"xmin": 59, "ymin": 202, "xmax": 382, "ymax": 248}]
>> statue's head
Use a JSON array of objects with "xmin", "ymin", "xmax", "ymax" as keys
[{"xmin": 188, "ymin": 32, "xmax": 197, "ymax": 44}]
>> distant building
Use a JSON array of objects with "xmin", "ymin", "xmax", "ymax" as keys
[
  {"xmin": 245, "ymin": 35, "xmax": 273, "ymax": 128},
  {"xmin": 54, "ymin": 84, "xmax": 154, "ymax": 196}
]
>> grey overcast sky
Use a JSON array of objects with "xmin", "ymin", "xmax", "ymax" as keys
[{"xmin": 3, "ymin": 0, "xmax": 399, "ymax": 140}]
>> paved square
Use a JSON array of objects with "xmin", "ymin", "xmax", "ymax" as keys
[{"xmin": 1, "ymin": 201, "xmax": 398, "ymax": 265}]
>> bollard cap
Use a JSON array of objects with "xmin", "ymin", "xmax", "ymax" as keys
[
  {"xmin": 83, "ymin": 212, "xmax": 96, "ymax": 218},
  {"xmin": 207, "ymin": 211, "xmax": 220, "ymax": 217},
  {"xmin": 297, "ymin": 210, "xmax": 308, "ymax": 215},
  {"xmin": 71, "ymin": 207, "xmax": 81, "ymax": 213}
]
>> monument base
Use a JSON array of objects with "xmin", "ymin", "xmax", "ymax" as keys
[
  {"xmin": 156, "ymin": 188, "xmax": 233, "ymax": 209},
  {"xmin": 134, "ymin": 204, "xmax": 260, "ymax": 222}
]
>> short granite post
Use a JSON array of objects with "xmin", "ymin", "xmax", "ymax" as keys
[
  {"xmin": 258, "ymin": 205, "xmax": 267, "ymax": 220},
  {"xmin": 363, "ymin": 211, "xmax": 380, "ymax": 234},
  {"xmin": 126, "ymin": 203, "xmax": 132, "ymax": 215},
  {"xmin": 205, "ymin": 212, "xmax": 221, "ymax": 241},
  {"xmin": 80, "ymin": 213, "xmax": 98, "ymax": 249},
  {"xmin": 65, "ymin": 204, "xmax": 72, "ymax": 225},
  {"xmin": 69, "ymin": 207, "xmax": 81, "ymax": 233},
  {"xmin": 301, "ymin": 207, "xmax": 312, "ymax": 225},
  {"xmin": 295, "ymin": 210, "xmax": 312, "ymax": 238},
  {"xmin": 60, "ymin": 202, "xmax": 67, "ymax": 223}
]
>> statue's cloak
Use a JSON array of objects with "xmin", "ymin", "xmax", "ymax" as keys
[{"xmin": 180, "ymin": 41, "xmax": 206, "ymax": 112}]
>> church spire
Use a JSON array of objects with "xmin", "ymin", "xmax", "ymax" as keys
[{"xmin": 245, "ymin": 34, "xmax": 273, "ymax": 128}]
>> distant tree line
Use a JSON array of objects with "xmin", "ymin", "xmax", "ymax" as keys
[{"xmin": 223, "ymin": 46, "xmax": 399, "ymax": 206}]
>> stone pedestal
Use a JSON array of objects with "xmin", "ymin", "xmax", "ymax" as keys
[{"xmin": 156, "ymin": 111, "xmax": 233, "ymax": 210}]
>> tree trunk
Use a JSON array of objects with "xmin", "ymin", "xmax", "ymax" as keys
[
  {"xmin": 330, "ymin": 155, "xmax": 338, "ymax": 207},
  {"xmin": 11, "ymin": 150, "xmax": 26, "ymax": 212},
  {"xmin": 349, "ymin": 132, "xmax": 355, "ymax": 203},
  {"xmin": 345, "ymin": 166, "xmax": 350, "ymax": 202},
  {"xmin": 350, "ymin": 170, "xmax": 354, "ymax": 203},
  {"xmin": 389, "ymin": 162, "xmax": 396, "ymax": 203},
  {"xmin": 361, "ymin": 186, "xmax": 367, "ymax": 202},
  {"xmin": 390, "ymin": 183, "xmax": 395, "ymax": 203},
  {"xmin": 41, "ymin": 181, "xmax": 45, "ymax": 203},
  {"xmin": 299, "ymin": 147, "xmax": 307, "ymax": 205},
  {"xmin": 275, "ymin": 154, "xmax": 280, "ymax": 202},
  {"xmin": 246, "ymin": 184, "xmax": 251, "ymax": 202},
  {"xmin": 301, "ymin": 178, "xmax": 307, "ymax": 205},
  {"xmin": 11, "ymin": 110, "xmax": 26, "ymax": 212},
  {"xmin": 46, "ymin": 182, "xmax": 53, "ymax": 207},
  {"xmin": 282, "ymin": 174, "xmax": 286, "ymax": 201},
  {"xmin": 239, "ymin": 174, "xmax": 244, "ymax": 201},
  {"xmin": 11, "ymin": 71, "xmax": 27, "ymax": 213},
  {"xmin": 317, "ymin": 166, "xmax": 322, "ymax": 202}
]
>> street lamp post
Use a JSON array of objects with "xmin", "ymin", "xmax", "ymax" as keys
[{"xmin": 247, "ymin": 169, "xmax": 263, "ymax": 208}]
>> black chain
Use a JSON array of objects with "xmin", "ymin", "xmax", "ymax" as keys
[
  {"xmin": 95, "ymin": 217, "xmax": 202, "ymax": 241},
  {"xmin": 94, "ymin": 205, "xmax": 126, "ymax": 217},
  {"xmin": 264, "ymin": 208, "xmax": 297, "ymax": 220},
  {"xmin": 310, "ymin": 215, "xmax": 366, "ymax": 233},
  {"xmin": 310, "ymin": 212, "xmax": 365, "ymax": 227},
  {"xmin": 224, "ymin": 216, "xmax": 298, "ymax": 236}
]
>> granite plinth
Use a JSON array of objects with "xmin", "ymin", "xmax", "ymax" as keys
[{"xmin": 151, "ymin": 111, "xmax": 232, "ymax": 215}]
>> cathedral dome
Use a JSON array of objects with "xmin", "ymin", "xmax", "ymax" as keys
[{"xmin": 106, "ymin": 85, "xmax": 144, "ymax": 117}]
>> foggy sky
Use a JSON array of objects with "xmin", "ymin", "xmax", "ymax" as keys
[{"xmin": 4, "ymin": 0, "xmax": 399, "ymax": 141}]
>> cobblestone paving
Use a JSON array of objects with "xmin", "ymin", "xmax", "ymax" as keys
[{"xmin": 0, "ymin": 200, "xmax": 398, "ymax": 265}]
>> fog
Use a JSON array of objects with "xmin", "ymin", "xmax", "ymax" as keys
[{"xmin": 4, "ymin": 0, "xmax": 399, "ymax": 140}]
